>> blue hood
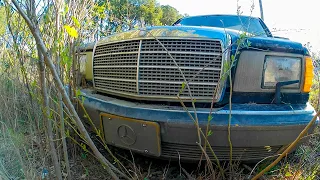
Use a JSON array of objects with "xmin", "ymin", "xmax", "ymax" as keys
[
  {"xmin": 97, "ymin": 25, "xmax": 308, "ymax": 55},
  {"xmin": 245, "ymin": 36, "xmax": 308, "ymax": 55}
]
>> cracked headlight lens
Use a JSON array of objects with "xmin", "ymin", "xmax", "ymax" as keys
[{"xmin": 263, "ymin": 56, "xmax": 301, "ymax": 88}]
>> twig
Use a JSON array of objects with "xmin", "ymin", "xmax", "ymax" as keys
[
  {"xmin": 162, "ymin": 160, "xmax": 171, "ymax": 180},
  {"xmin": 248, "ymin": 154, "xmax": 280, "ymax": 178},
  {"xmin": 182, "ymin": 167, "xmax": 195, "ymax": 180},
  {"xmin": 146, "ymin": 162, "xmax": 152, "ymax": 178},
  {"xmin": 177, "ymin": 151, "xmax": 182, "ymax": 176},
  {"xmin": 129, "ymin": 150, "xmax": 139, "ymax": 179},
  {"xmin": 243, "ymin": 164, "xmax": 267, "ymax": 180},
  {"xmin": 142, "ymin": 30, "xmax": 202, "ymax": 144},
  {"xmin": 177, "ymin": 96, "xmax": 225, "ymax": 178}
]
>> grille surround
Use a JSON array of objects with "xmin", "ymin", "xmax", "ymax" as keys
[{"xmin": 93, "ymin": 37, "xmax": 225, "ymax": 102}]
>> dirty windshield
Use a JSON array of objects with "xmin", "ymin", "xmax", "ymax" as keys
[{"xmin": 175, "ymin": 15, "xmax": 268, "ymax": 37}]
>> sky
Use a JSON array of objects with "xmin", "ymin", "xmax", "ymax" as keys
[{"xmin": 158, "ymin": 0, "xmax": 320, "ymax": 53}]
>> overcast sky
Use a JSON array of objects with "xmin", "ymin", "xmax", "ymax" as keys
[{"xmin": 158, "ymin": 0, "xmax": 320, "ymax": 53}]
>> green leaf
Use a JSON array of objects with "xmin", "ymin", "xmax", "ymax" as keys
[
  {"xmin": 239, "ymin": 32, "xmax": 247, "ymax": 39},
  {"xmin": 76, "ymin": 89, "xmax": 81, "ymax": 98},
  {"xmin": 178, "ymin": 82, "xmax": 186, "ymax": 95},
  {"xmin": 247, "ymin": 40, "xmax": 252, "ymax": 47},
  {"xmin": 65, "ymin": 130, "xmax": 70, "ymax": 137},
  {"xmin": 81, "ymin": 143, "xmax": 87, "ymax": 152},
  {"xmin": 81, "ymin": 152, "xmax": 87, "ymax": 159},
  {"xmin": 231, "ymin": 55, "xmax": 235, "ymax": 61},
  {"xmin": 208, "ymin": 115, "xmax": 213, "ymax": 122},
  {"xmin": 62, "ymin": 3, "xmax": 69, "ymax": 16},
  {"xmin": 52, "ymin": 96, "xmax": 58, "ymax": 103},
  {"xmin": 31, "ymin": 80, "xmax": 37, "ymax": 88},
  {"xmin": 181, "ymin": 82, "xmax": 186, "ymax": 89},
  {"xmin": 72, "ymin": 16, "xmax": 80, "ymax": 28},
  {"xmin": 64, "ymin": 25, "xmax": 78, "ymax": 38},
  {"xmin": 61, "ymin": 48, "xmax": 72, "ymax": 70},
  {"xmin": 285, "ymin": 171, "xmax": 293, "ymax": 177},
  {"xmin": 207, "ymin": 130, "xmax": 213, "ymax": 137},
  {"xmin": 49, "ymin": 110, "xmax": 53, "ymax": 119},
  {"xmin": 264, "ymin": 146, "xmax": 272, "ymax": 152}
]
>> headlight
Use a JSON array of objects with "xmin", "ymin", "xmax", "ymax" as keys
[{"xmin": 263, "ymin": 56, "xmax": 301, "ymax": 88}]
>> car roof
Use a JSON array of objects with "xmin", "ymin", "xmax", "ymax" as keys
[{"xmin": 182, "ymin": 14, "xmax": 260, "ymax": 20}]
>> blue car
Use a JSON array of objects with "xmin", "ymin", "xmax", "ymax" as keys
[{"xmin": 77, "ymin": 14, "xmax": 318, "ymax": 161}]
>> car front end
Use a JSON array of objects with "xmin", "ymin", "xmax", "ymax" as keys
[{"xmin": 76, "ymin": 15, "xmax": 319, "ymax": 161}]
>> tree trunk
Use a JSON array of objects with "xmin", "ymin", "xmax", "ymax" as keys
[
  {"xmin": 37, "ymin": 46, "xmax": 63, "ymax": 180},
  {"xmin": 54, "ymin": 2, "xmax": 72, "ymax": 178}
]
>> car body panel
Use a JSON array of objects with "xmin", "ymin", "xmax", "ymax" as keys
[
  {"xmin": 77, "ymin": 14, "xmax": 316, "ymax": 161},
  {"xmin": 78, "ymin": 89, "xmax": 318, "ymax": 161},
  {"xmin": 80, "ymin": 89, "xmax": 317, "ymax": 126}
]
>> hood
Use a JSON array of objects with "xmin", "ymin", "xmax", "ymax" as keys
[
  {"xmin": 96, "ymin": 25, "xmax": 232, "ymax": 48},
  {"xmin": 96, "ymin": 25, "xmax": 308, "ymax": 56},
  {"xmin": 244, "ymin": 36, "xmax": 308, "ymax": 55}
]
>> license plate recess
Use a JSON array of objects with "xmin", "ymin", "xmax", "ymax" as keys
[{"xmin": 101, "ymin": 113, "xmax": 161, "ymax": 156}]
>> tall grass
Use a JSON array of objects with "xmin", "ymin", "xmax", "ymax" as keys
[{"xmin": 0, "ymin": 68, "xmax": 45, "ymax": 179}]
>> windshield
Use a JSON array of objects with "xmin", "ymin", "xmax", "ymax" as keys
[{"xmin": 174, "ymin": 15, "xmax": 269, "ymax": 37}]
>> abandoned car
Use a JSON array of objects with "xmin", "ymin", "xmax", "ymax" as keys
[{"xmin": 77, "ymin": 14, "xmax": 318, "ymax": 161}]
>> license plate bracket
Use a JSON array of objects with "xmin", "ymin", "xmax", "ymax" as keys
[{"xmin": 101, "ymin": 113, "xmax": 161, "ymax": 157}]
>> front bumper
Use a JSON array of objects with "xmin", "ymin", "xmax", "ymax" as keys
[{"xmin": 78, "ymin": 89, "xmax": 319, "ymax": 161}]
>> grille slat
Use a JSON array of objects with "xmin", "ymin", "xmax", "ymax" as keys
[
  {"xmin": 141, "ymin": 39, "xmax": 222, "ymax": 53},
  {"xmin": 93, "ymin": 38, "xmax": 223, "ymax": 101},
  {"xmin": 139, "ymin": 53, "xmax": 222, "ymax": 68}
]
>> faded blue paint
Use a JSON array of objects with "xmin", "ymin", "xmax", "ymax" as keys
[
  {"xmin": 98, "ymin": 25, "xmax": 232, "ymax": 49},
  {"xmin": 244, "ymin": 36, "xmax": 308, "ymax": 55},
  {"xmin": 80, "ymin": 90, "xmax": 318, "ymax": 126},
  {"xmin": 98, "ymin": 25, "xmax": 308, "ymax": 55},
  {"xmin": 217, "ymin": 92, "xmax": 309, "ymax": 105}
]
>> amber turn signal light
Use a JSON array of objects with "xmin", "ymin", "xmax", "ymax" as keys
[{"xmin": 303, "ymin": 56, "xmax": 314, "ymax": 92}]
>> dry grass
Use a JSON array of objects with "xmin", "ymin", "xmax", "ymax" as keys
[{"xmin": 0, "ymin": 74, "xmax": 44, "ymax": 180}]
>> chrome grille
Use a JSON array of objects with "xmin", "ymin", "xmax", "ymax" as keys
[
  {"xmin": 93, "ymin": 38, "xmax": 223, "ymax": 101},
  {"xmin": 161, "ymin": 142, "xmax": 281, "ymax": 161},
  {"xmin": 93, "ymin": 40, "xmax": 140, "ymax": 94}
]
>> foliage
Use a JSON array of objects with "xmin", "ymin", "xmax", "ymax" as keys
[
  {"xmin": 160, "ymin": 5, "xmax": 182, "ymax": 25},
  {"xmin": 0, "ymin": 7, "xmax": 5, "ymax": 36},
  {"xmin": 92, "ymin": 0, "xmax": 182, "ymax": 37},
  {"xmin": 309, "ymin": 52, "xmax": 320, "ymax": 110}
]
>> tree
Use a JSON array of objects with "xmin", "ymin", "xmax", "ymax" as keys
[
  {"xmin": 0, "ymin": 7, "xmax": 6, "ymax": 36},
  {"xmin": 6, "ymin": 0, "xmax": 130, "ymax": 179},
  {"xmin": 96, "ymin": 0, "xmax": 165, "ymax": 37},
  {"xmin": 160, "ymin": 5, "xmax": 182, "ymax": 25},
  {"xmin": 139, "ymin": 0, "xmax": 162, "ymax": 26}
]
